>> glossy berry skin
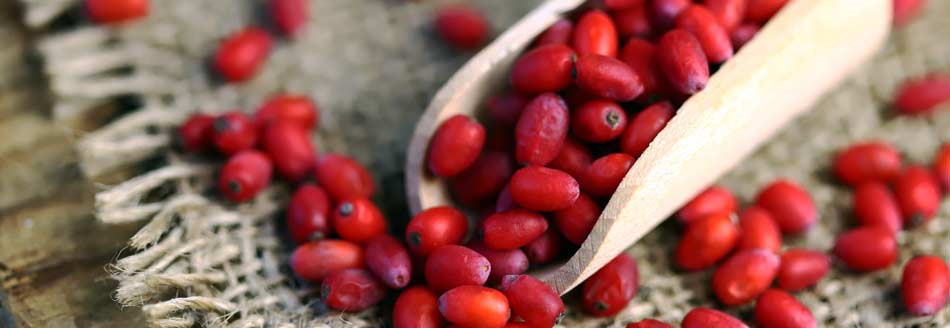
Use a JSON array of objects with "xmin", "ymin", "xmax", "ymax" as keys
[
  {"xmin": 935, "ymin": 143, "xmax": 950, "ymax": 190},
  {"xmin": 572, "ymin": 100, "xmax": 628, "ymax": 142},
  {"xmin": 901, "ymin": 255, "xmax": 950, "ymax": 316},
  {"xmin": 290, "ymin": 239, "xmax": 364, "ymax": 282},
  {"xmin": 894, "ymin": 166, "xmax": 941, "ymax": 226},
  {"xmin": 573, "ymin": 10, "xmax": 619, "ymax": 57},
  {"xmin": 550, "ymin": 138, "xmax": 593, "ymax": 180},
  {"xmin": 218, "ymin": 150, "xmax": 272, "ymax": 202},
  {"xmin": 675, "ymin": 214, "xmax": 739, "ymax": 271},
  {"xmin": 833, "ymin": 226, "xmax": 897, "ymax": 272},
  {"xmin": 535, "ymin": 19, "xmax": 574, "ymax": 46},
  {"xmin": 658, "ymin": 29, "xmax": 709, "ymax": 95},
  {"xmin": 754, "ymin": 289, "xmax": 817, "ymax": 328},
  {"xmin": 213, "ymin": 112, "xmax": 258, "ymax": 155},
  {"xmin": 331, "ymin": 198, "xmax": 387, "ymax": 244},
  {"xmin": 262, "ymin": 121, "xmax": 316, "ymax": 181},
  {"xmin": 730, "ymin": 24, "xmax": 760, "ymax": 49},
  {"xmin": 428, "ymin": 115, "xmax": 486, "ymax": 177},
  {"xmin": 650, "ymin": 0, "xmax": 691, "ymax": 30},
  {"xmin": 678, "ymin": 185, "xmax": 737, "ymax": 226},
  {"xmin": 425, "ymin": 245, "xmax": 491, "ymax": 293},
  {"xmin": 176, "ymin": 114, "xmax": 215, "ymax": 152},
  {"xmin": 619, "ymin": 39, "xmax": 667, "ymax": 97},
  {"xmin": 777, "ymin": 248, "xmax": 830, "ymax": 291},
  {"xmin": 393, "ymin": 286, "xmax": 444, "ymax": 328},
  {"xmin": 605, "ymin": 0, "xmax": 644, "ymax": 10},
  {"xmin": 612, "ymin": 6, "xmax": 653, "ymax": 40},
  {"xmin": 554, "ymin": 193, "xmax": 601, "ymax": 245},
  {"xmin": 683, "ymin": 308, "xmax": 748, "ymax": 328},
  {"xmin": 893, "ymin": 0, "xmax": 926, "ymax": 26},
  {"xmin": 287, "ymin": 184, "xmax": 332, "ymax": 244},
  {"xmin": 406, "ymin": 206, "xmax": 468, "ymax": 257},
  {"xmin": 213, "ymin": 27, "xmax": 272, "ymax": 83},
  {"xmin": 269, "ymin": 0, "xmax": 308, "ymax": 37},
  {"xmin": 620, "ymin": 101, "xmax": 675, "ymax": 158},
  {"xmin": 745, "ymin": 0, "xmax": 789, "ymax": 24},
  {"xmin": 510, "ymin": 45, "xmax": 576, "ymax": 93},
  {"xmin": 737, "ymin": 206, "xmax": 782, "ymax": 253},
  {"xmin": 365, "ymin": 235, "xmax": 412, "ymax": 289},
  {"xmin": 482, "ymin": 210, "xmax": 549, "ymax": 250},
  {"xmin": 449, "ymin": 152, "xmax": 514, "ymax": 207},
  {"xmin": 314, "ymin": 154, "xmax": 375, "ymax": 201},
  {"xmin": 515, "ymin": 93, "xmax": 570, "ymax": 166},
  {"xmin": 754, "ymin": 179, "xmax": 817, "ymax": 235},
  {"xmin": 582, "ymin": 253, "xmax": 638, "ymax": 317},
  {"xmin": 438, "ymin": 286, "xmax": 510, "ymax": 328},
  {"xmin": 85, "ymin": 0, "xmax": 148, "ymax": 24},
  {"xmin": 522, "ymin": 227, "xmax": 566, "ymax": 265},
  {"xmin": 676, "ymin": 5, "xmax": 733, "ymax": 63},
  {"xmin": 712, "ymin": 250, "xmax": 780, "ymax": 306},
  {"xmin": 853, "ymin": 182, "xmax": 903, "ymax": 233},
  {"xmin": 469, "ymin": 241, "xmax": 529, "ymax": 284},
  {"xmin": 705, "ymin": 0, "xmax": 746, "ymax": 31},
  {"xmin": 832, "ymin": 142, "xmax": 903, "ymax": 187},
  {"xmin": 574, "ymin": 55, "xmax": 645, "ymax": 102},
  {"xmin": 582, "ymin": 153, "xmax": 635, "ymax": 198},
  {"xmin": 501, "ymin": 275, "xmax": 564, "ymax": 327},
  {"xmin": 510, "ymin": 166, "xmax": 580, "ymax": 211},
  {"xmin": 254, "ymin": 94, "xmax": 319, "ymax": 131},
  {"xmin": 487, "ymin": 91, "xmax": 530, "ymax": 126},
  {"xmin": 627, "ymin": 319, "xmax": 673, "ymax": 328},
  {"xmin": 321, "ymin": 269, "xmax": 386, "ymax": 312},
  {"xmin": 434, "ymin": 4, "xmax": 490, "ymax": 50}
]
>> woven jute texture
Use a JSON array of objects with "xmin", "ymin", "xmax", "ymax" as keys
[{"xmin": 23, "ymin": 0, "xmax": 950, "ymax": 326}]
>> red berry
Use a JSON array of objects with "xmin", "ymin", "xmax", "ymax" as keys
[
  {"xmin": 832, "ymin": 141, "xmax": 903, "ymax": 186},
  {"xmin": 501, "ymin": 275, "xmax": 564, "ymax": 327},
  {"xmin": 745, "ymin": 0, "xmax": 789, "ymax": 24},
  {"xmin": 213, "ymin": 27, "xmax": 272, "ymax": 83},
  {"xmin": 434, "ymin": 4, "xmax": 490, "ymax": 50},
  {"xmin": 650, "ymin": 0, "xmax": 691, "ymax": 30},
  {"xmin": 425, "ymin": 245, "xmax": 491, "ymax": 293},
  {"xmin": 394, "ymin": 286, "xmax": 444, "ymax": 328},
  {"xmin": 754, "ymin": 179, "xmax": 817, "ymax": 235},
  {"xmin": 612, "ymin": 5, "xmax": 653, "ymax": 39},
  {"xmin": 287, "ymin": 184, "xmax": 332, "ymax": 244},
  {"xmin": 894, "ymin": 165, "xmax": 941, "ymax": 226},
  {"xmin": 935, "ymin": 143, "xmax": 950, "ymax": 190},
  {"xmin": 510, "ymin": 166, "xmax": 580, "ymax": 211},
  {"xmin": 605, "ymin": 0, "xmax": 644, "ymax": 10},
  {"xmin": 218, "ymin": 150, "xmax": 272, "ymax": 202},
  {"xmin": 683, "ymin": 308, "xmax": 748, "ymax": 328},
  {"xmin": 469, "ymin": 241, "xmax": 529, "ymax": 285},
  {"xmin": 627, "ymin": 319, "xmax": 673, "ymax": 328},
  {"xmin": 85, "ymin": 0, "xmax": 148, "ymax": 23},
  {"xmin": 438, "ymin": 286, "xmax": 510, "ymax": 328},
  {"xmin": 428, "ymin": 115, "xmax": 486, "ymax": 177},
  {"xmin": 213, "ymin": 112, "xmax": 258, "ymax": 155},
  {"xmin": 176, "ymin": 114, "xmax": 215, "ymax": 152},
  {"xmin": 365, "ymin": 235, "xmax": 413, "ymax": 289},
  {"xmin": 901, "ymin": 255, "xmax": 950, "ymax": 316},
  {"xmin": 737, "ymin": 206, "xmax": 782, "ymax": 253},
  {"xmin": 314, "ymin": 153, "xmax": 376, "ymax": 201},
  {"xmin": 678, "ymin": 185, "xmax": 737, "ymax": 226},
  {"xmin": 582, "ymin": 153, "xmax": 635, "ymax": 198},
  {"xmin": 550, "ymin": 137, "xmax": 594, "ymax": 180},
  {"xmin": 553, "ymin": 193, "xmax": 601, "ymax": 245},
  {"xmin": 321, "ymin": 269, "xmax": 386, "ymax": 312},
  {"xmin": 572, "ymin": 100, "xmax": 628, "ymax": 142},
  {"xmin": 482, "ymin": 210, "xmax": 549, "ymax": 250},
  {"xmin": 705, "ymin": 0, "xmax": 746, "ymax": 31},
  {"xmin": 269, "ymin": 0, "xmax": 308, "ymax": 37},
  {"xmin": 510, "ymin": 45, "xmax": 576, "ymax": 93},
  {"xmin": 620, "ymin": 101, "xmax": 675, "ymax": 158},
  {"xmin": 853, "ymin": 182, "xmax": 903, "ymax": 233},
  {"xmin": 254, "ymin": 94, "xmax": 319, "ymax": 131},
  {"xmin": 515, "ymin": 93, "xmax": 570, "ymax": 166},
  {"xmin": 406, "ymin": 206, "xmax": 468, "ymax": 257},
  {"xmin": 675, "ymin": 214, "xmax": 739, "ymax": 270},
  {"xmin": 658, "ymin": 29, "xmax": 709, "ymax": 95},
  {"xmin": 332, "ymin": 198, "xmax": 387, "ymax": 244},
  {"xmin": 449, "ymin": 152, "xmax": 514, "ymax": 207},
  {"xmin": 730, "ymin": 24, "xmax": 760, "ymax": 49},
  {"xmin": 712, "ymin": 249, "xmax": 780, "ymax": 306},
  {"xmin": 893, "ymin": 0, "xmax": 926, "ymax": 26},
  {"xmin": 573, "ymin": 10, "xmax": 619, "ymax": 57},
  {"xmin": 290, "ymin": 239, "xmax": 364, "ymax": 282},
  {"xmin": 582, "ymin": 253, "xmax": 639, "ymax": 317},
  {"xmin": 522, "ymin": 227, "xmax": 567, "ymax": 265},
  {"xmin": 754, "ymin": 289, "xmax": 817, "ymax": 328},
  {"xmin": 495, "ymin": 185, "xmax": 519, "ymax": 213},
  {"xmin": 487, "ymin": 91, "xmax": 531, "ymax": 126},
  {"xmin": 261, "ymin": 121, "xmax": 316, "ymax": 181},
  {"xmin": 833, "ymin": 226, "xmax": 897, "ymax": 272},
  {"xmin": 535, "ymin": 19, "xmax": 574, "ymax": 47},
  {"xmin": 564, "ymin": 85, "xmax": 600, "ymax": 109},
  {"xmin": 676, "ymin": 5, "xmax": 734, "ymax": 63},
  {"xmin": 574, "ymin": 54, "xmax": 645, "ymax": 102},
  {"xmin": 777, "ymin": 248, "xmax": 830, "ymax": 291},
  {"xmin": 619, "ymin": 39, "xmax": 668, "ymax": 97}
]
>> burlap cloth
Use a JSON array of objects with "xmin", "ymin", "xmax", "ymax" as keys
[{"xmin": 20, "ymin": 0, "xmax": 950, "ymax": 326}]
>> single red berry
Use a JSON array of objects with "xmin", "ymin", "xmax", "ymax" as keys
[
  {"xmin": 522, "ymin": 227, "xmax": 567, "ymax": 265},
  {"xmin": 573, "ymin": 10, "xmax": 619, "ymax": 57},
  {"xmin": 582, "ymin": 253, "xmax": 639, "ymax": 317},
  {"xmin": 777, "ymin": 248, "xmax": 830, "ymax": 291},
  {"xmin": 425, "ymin": 245, "xmax": 491, "ymax": 293},
  {"xmin": 650, "ymin": 0, "xmax": 690, "ymax": 30},
  {"xmin": 745, "ymin": 0, "xmax": 789, "ymax": 24},
  {"xmin": 393, "ymin": 286, "xmax": 444, "ymax": 328},
  {"xmin": 678, "ymin": 185, "xmax": 737, "ymax": 226},
  {"xmin": 501, "ymin": 275, "xmax": 565, "ymax": 327},
  {"xmin": 572, "ymin": 100, "xmax": 628, "ymax": 142},
  {"xmin": 434, "ymin": 4, "xmax": 490, "ymax": 50},
  {"xmin": 314, "ymin": 153, "xmax": 376, "ymax": 201},
  {"xmin": 705, "ymin": 0, "xmax": 746, "ymax": 31},
  {"xmin": 510, "ymin": 166, "xmax": 580, "ymax": 211},
  {"xmin": 754, "ymin": 289, "xmax": 818, "ymax": 328},
  {"xmin": 254, "ymin": 93, "xmax": 319, "ymax": 131},
  {"xmin": 658, "ymin": 29, "xmax": 709, "ymax": 95},
  {"xmin": 934, "ymin": 143, "xmax": 950, "ymax": 190},
  {"xmin": 620, "ymin": 101, "xmax": 675, "ymax": 158},
  {"xmin": 213, "ymin": 27, "xmax": 272, "ymax": 83},
  {"xmin": 737, "ymin": 206, "xmax": 782, "ymax": 253},
  {"xmin": 894, "ymin": 73, "xmax": 950, "ymax": 115},
  {"xmin": 331, "ymin": 198, "xmax": 387, "ymax": 244},
  {"xmin": 495, "ymin": 184, "xmax": 519, "ymax": 213},
  {"xmin": 321, "ymin": 269, "xmax": 386, "ymax": 312},
  {"xmin": 365, "ymin": 235, "xmax": 413, "ymax": 289},
  {"xmin": 554, "ymin": 193, "xmax": 601, "ymax": 245},
  {"xmin": 510, "ymin": 45, "xmax": 576, "ymax": 93},
  {"xmin": 853, "ymin": 182, "xmax": 903, "ymax": 233},
  {"xmin": 176, "ymin": 113, "xmax": 215, "ymax": 152},
  {"xmin": 406, "ymin": 206, "xmax": 468, "ymax": 257},
  {"xmin": 894, "ymin": 165, "xmax": 941, "ymax": 226},
  {"xmin": 582, "ymin": 153, "xmax": 635, "ymax": 198},
  {"xmin": 287, "ymin": 184, "xmax": 332, "ymax": 244},
  {"xmin": 676, "ymin": 5, "xmax": 734, "ymax": 63},
  {"xmin": 261, "ymin": 121, "xmax": 316, "ymax": 181},
  {"xmin": 438, "ymin": 286, "xmax": 510, "ymax": 328},
  {"xmin": 487, "ymin": 91, "xmax": 531, "ymax": 126},
  {"xmin": 482, "ymin": 210, "xmax": 549, "ymax": 250},
  {"xmin": 213, "ymin": 112, "xmax": 258, "ymax": 155},
  {"xmin": 683, "ymin": 308, "xmax": 748, "ymax": 328},
  {"xmin": 712, "ymin": 249, "xmax": 780, "ymax": 306},
  {"xmin": 535, "ymin": 19, "xmax": 574, "ymax": 47},
  {"xmin": 627, "ymin": 319, "xmax": 673, "ymax": 328},
  {"xmin": 893, "ymin": 0, "xmax": 926, "ymax": 26},
  {"xmin": 619, "ymin": 39, "xmax": 669, "ymax": 97},
  {"xmin": 269, "ymin": 0, "xmax": 308, "ymax": 37},
  {"xmin": 832, "ymin": 141, "xmax": 903, "ymax": 186},
  {"xmin": 754, "ymin": 179, "xmax": 817, "ymax": 235},
  {"xmin": 515, "ymin": 93, "xmax": 570, "ymax": 166},
  {"xmin": 218, "ymin": 150, "xmax": 272, "ymax": 202},
  {"xmin": 574, "ymin": 54, "xmax": 645, "ymax": 102},
  {"xmin": 85, "ymin": 0, "xmax": 148, "ymax": 24},
  {"xmin": 833, "ymin": 226, "xmax": 897, "ymax": 272},
  {"xmin": 730, "ymin": 24, "xmax": 760, "ymax": 49},
  {"xmin": 605, "ymin": 0, "xmax": 645, "ymax": 10},
  {"xmin": 468, "ymin": 241, "xmax": 529, "ymax": 285},
  {"xmin": 550, "ymin": 137, "xmax": 594, "ymax": 181},
  {"xmin": 290, "ymin": 239, "xmax": 364, "ymax": 282},
  {"xmin": 428, "ymin": 115, "xmax": 486, "ymax": 177},
  {"xmin": 449, "ymin": 152, "xmax": 514, "ymax": 207},
  {"xmin": 675, "ymin": 214, "xmax": 739, "ymax": 270},
  {"xmin": 612, "ymin": 5, "xmax": 653, "ymax": 39},
  {"xmin": 901, "ymin": 255, "xmax": 950, "ymax": 316}
]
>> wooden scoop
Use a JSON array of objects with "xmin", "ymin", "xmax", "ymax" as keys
[{"xmin": 406, "ymin": 0, "xmax": 890, "ymax": 295}]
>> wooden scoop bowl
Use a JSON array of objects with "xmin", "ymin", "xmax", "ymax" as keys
[{"xmin": 406, "ymin": 0, "xmax": 890, "ymax": 295}]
